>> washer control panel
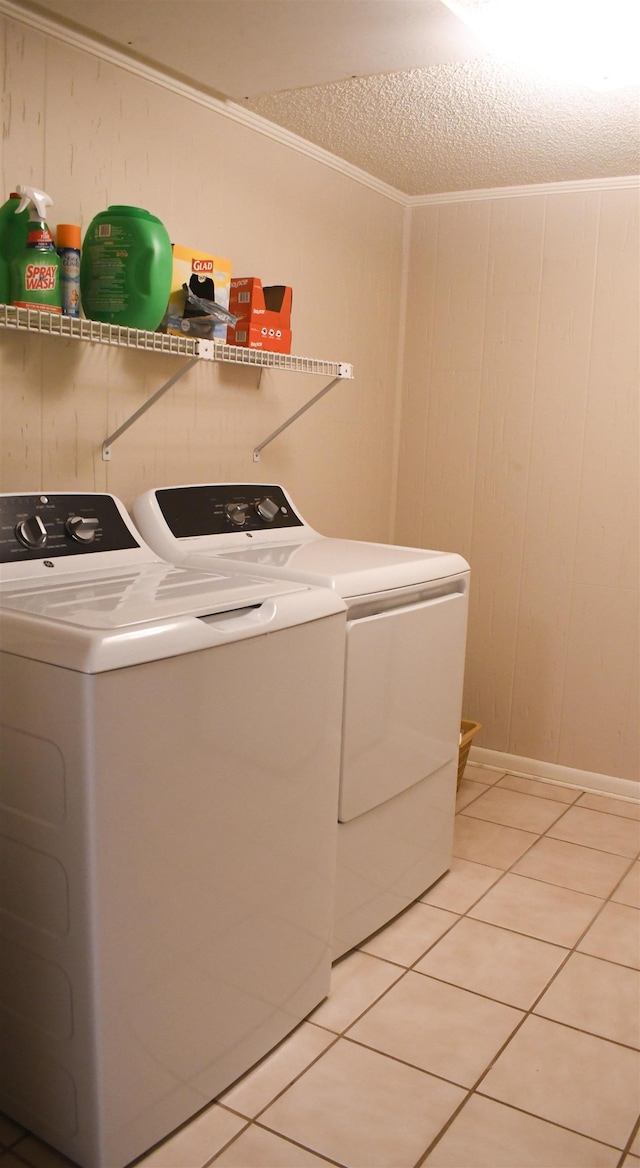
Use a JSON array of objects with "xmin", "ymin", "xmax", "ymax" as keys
[
  {"xmin": 155, "ymin": 484, "xmax": 304, "ymax": 538},
  {"xmin": 0, "ymin": 494, "xmax": 140, "ymax": 564}
]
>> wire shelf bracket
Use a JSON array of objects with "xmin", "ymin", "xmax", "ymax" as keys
[
  {"xmin": 102, "ymin": 357, "xmax": 200, "ymax": 460},
  {"xmin": 253, "ymin": 375, "xmax": 343, "ymax": 461}
]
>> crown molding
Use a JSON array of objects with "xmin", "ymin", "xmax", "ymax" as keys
[
  {"xmin": 407, "ymin": 174, "xmax": 640, "ymax": 205},
  {"xmin": 3, "ymin": 1, "xmax": 638, "ymax": 209},
  {"xmin": 215, "ymin": 102, "xmax": 408, "ymax": 205},
  {"xmin": 1, "ymin": 0, "xmax": 407, "ymax": 206}
]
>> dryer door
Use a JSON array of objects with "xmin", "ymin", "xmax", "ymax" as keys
[{"xmin": 339, "ymin": 582, "xmax": 468, "ymax": 822}]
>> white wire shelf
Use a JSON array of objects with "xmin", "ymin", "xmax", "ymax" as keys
[
  {"xmin": 0, "ymin": 303, "xmax": 198, "ymax": 356},
  {"xmin": 0, "ymin": 303, "xmax": 354, "ymax": 460},
  {"xmin": 0, "ymin": 304, "xmax": 353, "ymax": 379}
]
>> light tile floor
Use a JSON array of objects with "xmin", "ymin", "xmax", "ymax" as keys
[{"xmin": 1, "ymin": 765, "xmax": 639, "ymax": 1168}]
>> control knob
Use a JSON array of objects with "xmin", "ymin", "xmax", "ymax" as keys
[
  {"xmin": 255, "ymin": 497, "xmax": 280, "ymax": 523},
  {"xmin": 226, "ymin": 502, "xmax": 250, "ymax": 527},
  {"xmin": 16, "ymin": 514, "xmax": 47, "ymax": 549},
  {"xmin": 66, "ymin": 515, "xmax": 100, "ymax": 543}
]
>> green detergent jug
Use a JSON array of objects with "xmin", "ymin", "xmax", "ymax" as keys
[{"xmin": 80, "ymin": 205, "xmax": 172, "ymax": 331}]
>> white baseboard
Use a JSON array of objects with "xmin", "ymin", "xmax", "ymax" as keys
[{"xmin": 469, "ymin": 747, "xmax": 639, "ymax": 803}]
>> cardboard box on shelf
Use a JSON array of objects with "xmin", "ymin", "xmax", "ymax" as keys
[
  {"xmin": 161, "ymin": 245, "xmax": 233, "ymax": 340},
  {"xmin": 227, "ymin": 277, "xmax": 292, "ymax": 353}
]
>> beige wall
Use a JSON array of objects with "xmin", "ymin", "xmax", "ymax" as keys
[
  {"xmin": 397, "ymin": 190, "xmax": 639, "ymax": 782},
  {"xmin": 1, "ymin": 15, "xmax": 638, "ymax": 785},
  {"xmin": 0, "ymin": 16, "xmax": 405, "ymax": 540}
]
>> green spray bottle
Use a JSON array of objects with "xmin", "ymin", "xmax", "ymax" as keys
[
  {"xmin": 10, "ymin": 185, "xmax": 62, "ymax": 313},
  {"xmin": 0, "ymin": 192, "xmax": 30, "ymax": 305}
]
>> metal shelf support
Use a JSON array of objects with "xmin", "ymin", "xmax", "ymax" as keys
[
  {"xmin": 102, "ymin": 357, "xmax": 200, "ymax": 460},
  {"xmin": 253, "ymin": 376, "xmax": 342, "ymax": 461}
]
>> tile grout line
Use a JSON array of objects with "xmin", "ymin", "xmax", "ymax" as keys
[
  {"xmin": 207, "ymin": 1113, "xmax": 347, "ymax": 1168},
  {"xmin": 2, "ymin": 775, "xmax": 637, "ymax": 1168},
  {"xmin": 207, "ymin": 789, "xmax": 568, "ymax": 1168},
  {"xmin": 406, "ymin": 786, "xmax": 640, "ymax": 1165},
  {"xmin": 447, "ymin": 783, "xmax": 639, "ymax": 1007},
  {"xmin": 216, "ymin": 1027, "xmax": 343, "ymax": 1123},
  {"xmin": 414, "ymin": 1089, "xmax": 627, "ymax": 1168},
  {"xmin": 616, "ymin": 1114, "xmax": 640, "ymax": 1168},
  {"xmin": 217, "ymin": 780, "xmax": 639, "ymax": 1166}
]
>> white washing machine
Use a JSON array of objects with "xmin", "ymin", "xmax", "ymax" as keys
[
  {"xmin": 0, "ymin": 491, "xmax": 346, "ymax": 1168},
  {"xmin": 133, "ymin": 483, "xmax": 470, "ymax": 958}
]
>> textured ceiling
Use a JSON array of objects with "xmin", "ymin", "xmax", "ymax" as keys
[
  {"xmin": 246, "ymin": 57, "xmax": 640, "ymax": 195},
  {"xmin": 13, "ymin": 0, "xmax": 640, "ymax": 196}
]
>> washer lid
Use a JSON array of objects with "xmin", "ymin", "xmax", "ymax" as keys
[
  {"xmin": 0, "ymin": 562, "xmax": 305, "ymax": 628},
  {"xmin": 0, "ymin": 563, "xmax": 343, "ymax": 672},
  {"xmin": 186, "ymin": 537, "xmax": 469, "ymax": 597}
]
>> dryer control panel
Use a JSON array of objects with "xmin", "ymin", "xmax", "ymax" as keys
[
  {"xmin": 155, "ymin": 484, "xmax": 304, "ymax": 538},
  {"xmin": 0, "ymin": 493, "xmax": 140, "ymax": 564}
]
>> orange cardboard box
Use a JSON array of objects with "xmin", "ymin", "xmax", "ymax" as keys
[{"xmin": 227, "ymin": 277, "xmax": 292, "ymax": 353}]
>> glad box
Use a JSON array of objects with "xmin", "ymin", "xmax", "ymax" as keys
[
  {"xmin": 227, "ymin": 278, "xmax": 292, "ymax": 353},
  {"xmin": 161, "ymin": 245, "xmax": 232, "ymax": 340}
]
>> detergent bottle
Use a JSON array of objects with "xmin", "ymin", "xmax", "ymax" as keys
[
  {"xmin": 0, "ymin": 191, "xmax": 30, "ymax": 305},
  {"xmin": 80, "ymin": 205, "xmax": 172, "ymax": 331},
  {"xmin": 10, "ymin": 185, "xmax": 62, "ymax": 313}
]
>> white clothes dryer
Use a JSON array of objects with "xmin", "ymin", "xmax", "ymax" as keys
[
  {"xmin": 133, "ymin": 483, "xmax": 470, "ymax": 958},
  {"xmin": 0, "ymin": 491, "xmax": 345, "ymax": 1168}
]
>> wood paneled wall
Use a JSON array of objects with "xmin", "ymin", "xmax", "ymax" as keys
[
  {"xmin": 0, "ymin": 17, "xmax": 405, "ymax": 541},
  {"xmin": 2, "ymin": 13, "xmax": 638, "ymax": 783},
  {"xmin": 397, "ymin": 190, "xmax": 639, "ymax": 782}
]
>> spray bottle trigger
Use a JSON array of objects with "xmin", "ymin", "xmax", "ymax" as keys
[{"xmin": 15, "ymin": 185, "xmax": 53, "ymax": 218}]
